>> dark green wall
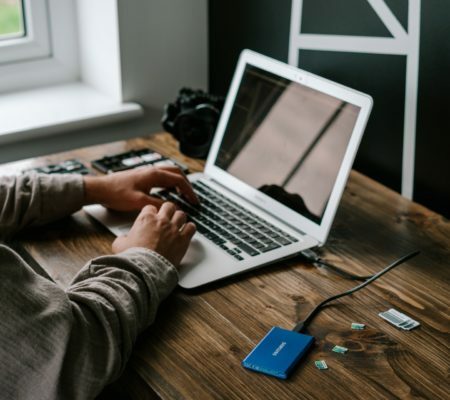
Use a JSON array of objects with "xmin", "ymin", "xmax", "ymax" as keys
[{"xmin": 208, "ymin": 0, "xmax": 450, "ymax": 217}]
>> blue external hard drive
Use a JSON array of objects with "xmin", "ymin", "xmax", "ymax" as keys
[{"xmin": 242, "ymin": 326, "xmax": 314, "ymax": 379}]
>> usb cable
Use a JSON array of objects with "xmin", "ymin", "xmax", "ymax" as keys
[
  {"xmin": 300, "ymin": 249, "xmax": 373, "ymax": 281},
  {"xmin": 293, "ymin": 250, "xmax": 420, "ymax": 333}
]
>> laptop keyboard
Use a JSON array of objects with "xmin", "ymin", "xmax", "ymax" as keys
[{"xmin": 156, "ymin": 180, "xmax": 299, "ymax": 261}]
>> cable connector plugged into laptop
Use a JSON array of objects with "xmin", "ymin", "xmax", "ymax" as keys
[
  {"xmin": 300, "ymin": 249, "xmax": 320, "ymax": 262},
  {"xmin": 299, "ymin": 249, "xmax": 372, "ymax": 281}
]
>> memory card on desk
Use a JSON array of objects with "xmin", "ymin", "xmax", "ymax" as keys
[
  {"xmin": 379, "ymin": 308, "xmax": 420, "ymax": 330},
  {"xmin": 23, "ymin": 159, "xmax": 91, "ymax": 175},
  {"xmin": 91, "ymin": 148, "xmax": 189, "ymax": 174}
]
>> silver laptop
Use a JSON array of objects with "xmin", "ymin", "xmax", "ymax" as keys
[{"xmin": 85, "ymin": 50, "xmax": 372, "ymax": 288}]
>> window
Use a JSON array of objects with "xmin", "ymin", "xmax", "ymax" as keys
[
  {"xmin": 0, "ymin": 0, "xmax": 51, "ymax": 65},
  {"xmin": 0, "ymin": 1, "xmax": 142, "ymax": 141},
  {"xmin": 0, "ymin": 0, "xmax": 25, "ymax": 39},
  {"xmin": 0, "ymin": 0, "xmax": 77, "ymax": 93}
]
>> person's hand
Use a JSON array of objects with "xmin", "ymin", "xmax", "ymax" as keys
[
  {"xmin": 112, "ymin": 202, "xmax": 196, "ymax": 267},
  {"xmin": 83, "ymin": 166, "xmax": 199, "ymax": 211}
]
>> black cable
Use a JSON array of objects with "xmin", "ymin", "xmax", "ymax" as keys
[
  {"xmin": 300, "ymin": 249, "xmax": 373, "ymax": 281},
  {"xmin": 293, "ymin": 250, "xmax": 420, "ymax": 333}
]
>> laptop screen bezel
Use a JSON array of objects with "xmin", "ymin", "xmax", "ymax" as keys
[{"xmin": 204, "ymin": 49, "xmax": 373, "ymax": 244}]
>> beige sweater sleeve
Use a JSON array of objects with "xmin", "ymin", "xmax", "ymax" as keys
[
  {"xmin": 0, "ymin": 174, "xmax": 179, "ymax": 399},
  {"xmin": 0, "ymin": 173, "xmax": 84, "ymax": 239},
  {"xmin": 0, "ymin": 246, "xmax": 178, "ymax": 400}
]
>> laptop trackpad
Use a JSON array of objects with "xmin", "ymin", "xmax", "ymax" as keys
[{"xmin": 181, "ymin": 237, "xmax": 206, "ymax": 267}]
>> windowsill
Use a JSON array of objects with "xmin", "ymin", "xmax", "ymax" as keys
[{"xmin": 0, "ymin": 82, "xmax": 143, "ymax": 145}]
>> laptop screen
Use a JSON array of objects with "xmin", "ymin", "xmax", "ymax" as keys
[{"xmin": 214, "ymin": 65, "xmax": 361, "ymax": 224}]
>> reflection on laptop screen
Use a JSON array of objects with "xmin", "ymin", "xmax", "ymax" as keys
[{"xmin": 214, "ymin": 65, "xmax": 361, "ymax": 224}]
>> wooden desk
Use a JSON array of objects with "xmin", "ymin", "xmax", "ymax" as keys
[{"xmin": 1, "ymin": 133, "xmax": 449, "ymax": 399}]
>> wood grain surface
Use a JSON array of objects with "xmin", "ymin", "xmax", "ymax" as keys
[{"xmin": 1, "ymin": 132, "xmax": 449, "ymax": 400}]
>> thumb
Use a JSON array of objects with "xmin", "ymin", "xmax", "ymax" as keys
[{"xmin": 112, "ymin": 235, "xmax": 127, "ymax": 254}]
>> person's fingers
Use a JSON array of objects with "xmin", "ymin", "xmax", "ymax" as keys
[
  {"xmin": 172, "ymin": 210, "xmax": 187, "ymax": 229},
  {"xmin": 147, "ymin": 167, "xmax": 187, "ymax": 185},
  {"xmin": 149, "ymin": 169, "xmax": 199, "ymax": 204},
  {"xmin": 137, "ymin": 204, "xmax": 158, "ymax": 222},
  {"xmin": 180, "ymin": 221, "xmax": 196, "ymax": 240},
  {"xmin": 141, "ymin": 204, "xmax": 158, "ymax": 215},
  {"xmin": 132, "ymin": 192, "xmax": 164, "ymax": 209},
  {"xmin": 158, "ymin": 201, "xmax": 177, "ymax": 219},
  {"xmin": 158, "ymin": 165, "xmax": 187, "ymax": 177},
  {"xmin": 159, "ymin": 169, "xmax": 196, "ymax": 200}
]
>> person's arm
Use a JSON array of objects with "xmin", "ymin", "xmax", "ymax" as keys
[
  {"xmin": 0, "ymin": 166, "xmax": 198, "ymax": 239},
  {"xmin": 0, "ymin": 202, "xmax": 196, "ymax": 399},
  {"xmin": 61, "ymin": 202, "xmax": 195, "ymax": 398},
  {"xmin": 0, "ymin": 173, "xmax": 84, "ymax": 239}
]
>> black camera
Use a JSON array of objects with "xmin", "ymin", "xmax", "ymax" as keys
[{"xmin": 162, "ymin": 88, "xmax": 224, "ymax": 159}]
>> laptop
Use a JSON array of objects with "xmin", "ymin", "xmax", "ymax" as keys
[{"xmin": 84, "ymin": 49, "xmax": 373, "ymax": 288}]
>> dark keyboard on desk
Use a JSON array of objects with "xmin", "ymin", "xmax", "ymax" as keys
[
  {"xmin": 157, "ymin": 181, "xmax": 298, "ymax": 261},
  {"xmin": 91, "ymin": 149, "xmax": 189, "ymax": 174}
]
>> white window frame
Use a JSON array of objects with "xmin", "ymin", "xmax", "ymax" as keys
[
  {"xmin": 0, "ymin": 0, "xmax": 143, "ymax": 143},
  {"xmin": 0, "ymin": 0, "xmax": 79, "ymax": 93},
  {"xmin": 0, "ymin": 0, "xmax": 51, "ymax": 64}
]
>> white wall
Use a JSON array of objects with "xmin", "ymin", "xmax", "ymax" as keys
[
  {"xmin": 117, "ymin": 0, "xmax": 209, "ymax": 109},
  {"xmin": 77, "ymin": 0, "xmax": 123, "ymax": 102}
]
